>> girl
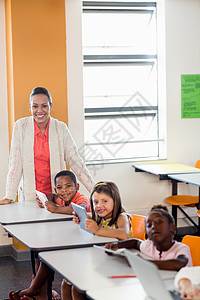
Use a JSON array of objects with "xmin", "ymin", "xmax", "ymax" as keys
[
  {"xmin": 62, "ymin": 181, "xmax": 132, "ymax": 300},
  {"xmin": 174, "ymin": 266, "xmax": 200, "ymax": 299},
  {"xmin": 106, "ymin": 205, "xmax": 192, "ymax": 271},
  {"xmin": 84, "ymin": 181, "xmax": 132, "ymax": 239}
]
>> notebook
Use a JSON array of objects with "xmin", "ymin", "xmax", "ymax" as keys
[{"xmin": 124, "ymin": 250, "xmax": 181, "ymax": 300}]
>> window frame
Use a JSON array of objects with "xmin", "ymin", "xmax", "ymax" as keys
[{"xmin": 82, "ymin": 1, "xmax": 166, "ymax": 165}]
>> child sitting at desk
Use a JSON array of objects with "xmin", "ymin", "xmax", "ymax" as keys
[
  {"xmin": 61, "ymin": 181, "xmax": 133, "ymax": 300},
  {"xmin": 39, "ymin": 170, "xmax": 90, "ymax": 213},
  {"xmin": 9, "ymin": 170, "xmax": 90, "ymax": 300},
  {"xmin": 106, "ymin": 205, "xmax": 192, "ymax": 271},
  {"xmin": 174, "ymin": 266, "xmax": 200, "ymax": 299}
]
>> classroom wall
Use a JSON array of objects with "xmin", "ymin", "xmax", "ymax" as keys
[
  {"xmin": 5, "ymin": 0, "xmax": 68, "ymax": 139},
  {"xmin": 66, "ymin": 0, "xmax": 200, "ymax": 213}
]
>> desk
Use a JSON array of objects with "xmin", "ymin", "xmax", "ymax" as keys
[
  {"xmin": 0, "ymin": 201, "xmax": 72, "ymax": 225},
  {"xmin": 87, "ymin": 284, "xmax": 149, "ymax": 300},
  {"xmin": 133, "ymin": 163, "xmax": 200, "ymax": 180},
  {"xmin": 133, "ymin": 163, "xmax": 200, "ymax": 229},
  {"xmin": 39, "ymin": 247, "xmax": 176, "ymax": 295},
  {"xmin": 168, "ymin": 173, "xmax": 200, "ymax": 232},
  {"xmin": 87, "ymin": 281, "xmax": 178, "ymax": 300},
  {"xmin": 3, "ymin": 221, "xmax": 117, "ymax": 252},
  {"xmin": 4, "ymin": 222, "xmax": 117, "ymax": 300}
]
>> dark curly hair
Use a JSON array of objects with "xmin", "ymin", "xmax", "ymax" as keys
[
  {"xmin": 54, "ymin": 170, "xmax": 77, "ymax": 185},
  {"xmin": 148, "ymin": 204, "xmax": 175, "ymax": 225}
]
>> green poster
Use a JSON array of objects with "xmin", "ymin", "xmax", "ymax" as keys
[{"xmin": 181, "ymin": 74, "xmax": 200, "ymax": 118}]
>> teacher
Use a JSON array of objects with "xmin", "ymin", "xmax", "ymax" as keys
[{"xmin": 0, "ymin": 87, "xmax": 95, "ymax": 204}]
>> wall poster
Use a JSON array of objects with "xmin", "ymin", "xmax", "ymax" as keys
[{"xmin": 181, "ymin": 74, "xmax": 200, "ymax": 118}]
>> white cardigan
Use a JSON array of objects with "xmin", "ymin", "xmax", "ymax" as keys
[{"xmin": 5, "ymin": 116, "xmax": 95, "ymax": 201}]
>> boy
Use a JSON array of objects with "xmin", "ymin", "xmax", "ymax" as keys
[
  {"xmin": 44, "ymin": 170, "xmax": 90, "ymax": 213},
  {"xmin": 10, "ymin": 170, "xmax": 90, "ymax": 300}
]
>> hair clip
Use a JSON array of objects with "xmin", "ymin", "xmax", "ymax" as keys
[{"xmin": 94, "ymin": 182, "xmax": 107, "ymax": 187}]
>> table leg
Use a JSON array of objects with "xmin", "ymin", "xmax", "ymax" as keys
[
  {"xmin": 31, "ymin": 251, "xmax": 54, "ymax": 300},
  {"xmin": 30, "ymin": 250, "xmax": 37, "ymax": 275},
  {"xmin": 172, "ymin": 206, "xmax": 177, "ymax": 226},
  {"xmin": 47, "ymin": 270, "xmax": 54, "ymax": 300},
  {"xmin": 198, "ymin": 188, "xmax": 200, "ymax": 232},
  {"xmin": 171, "ymin": 180, "xmax": 178, "ymax": 225}
]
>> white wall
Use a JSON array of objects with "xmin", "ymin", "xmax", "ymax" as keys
[
  {"xmin": 166, "ymin": 0, "xmax": 200, "ymax": 164},
  {"xmin": 66, "ymin": 0, "xmax": 200, "ymax": 213},
  {"xmin": 0, "ymin": 0, "xmax": 11, "ymax": 245}
]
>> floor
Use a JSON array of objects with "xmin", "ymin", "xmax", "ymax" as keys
[{"xmin": 0, "ymin": 256, "xmax": 62, "ymax": 300}]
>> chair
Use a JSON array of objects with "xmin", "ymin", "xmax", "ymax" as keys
[
  {"xmin": 182, "ymin": 235, "xmax": 200, "ymax": 266},
  {"xmin": 131, "ymin": 214, "xmax": 146, "ymax": 240},
  {"xmin": 166, "ymin": 160, "xmax": 200, "ymax": 228}
]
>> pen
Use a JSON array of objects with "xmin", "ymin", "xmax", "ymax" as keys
[{"xmin": 108, "ymin": 275, "xmax": 136, "ymax": 279}]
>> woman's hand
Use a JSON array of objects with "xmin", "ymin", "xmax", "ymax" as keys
[
  {"xmin": 85, "ymin": 219, "xmax": 99, "ymax": 234},
  {"xmin": 73, "ymin": 211, "xmax": 80, "ymax": 224},
  {"xmin": 0, "ymin": 198, "xmax": 12, "ymax": 205}
]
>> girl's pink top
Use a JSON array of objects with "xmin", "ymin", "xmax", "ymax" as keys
[{"xmin": 140, "ymin": 240, "xmax": 193, "ymax": 266}]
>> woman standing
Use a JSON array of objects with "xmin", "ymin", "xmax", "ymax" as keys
[{"xmin": 0, "ymin": 87, "xmax": 94, "ymax": 204}]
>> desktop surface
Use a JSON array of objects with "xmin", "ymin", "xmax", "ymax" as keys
[
  {"xmin": 0, "ymin": 201, "xmax": 72, "ymax": 225},
  {"xmin": 39, "ymin": 247, "xmax": 176, "ymax": 292},
  {"xmin": 3, "ymin": 221, "xmax": 117, "ymax": 251}
]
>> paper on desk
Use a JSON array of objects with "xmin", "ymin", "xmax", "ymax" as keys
[
  {"xmin": 93, "ymin": 245, "xmax": 129, "ymax": 257},
  {"xmin": 93, "ymin": 245, "xmax": 154, "ymax": 261}
]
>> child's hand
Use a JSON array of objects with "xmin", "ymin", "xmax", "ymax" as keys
[
  {"xmin": 85, "ymin": 219, "xmax": 99, "ymax": 234},
  {"xmin": 36, "ymin": 195, "xmax": 44, "ymax": 208},
  {"xmin": 179, "ymin": 279, "xmax": 200, "ymax": 299},
  {"xmin": 73, "ymin": 211, "xmax": 80, "ymax": 224},
  {"xmin": 105, "ymin": 242, "xmax": 119, "ymax": 251},
  {"xmin": 182, "ymin": 287, "xmax": 200, "ymax": 299},
  {"xmin": 45, "ymin": 201, "xmax": 57, "ymax": 213},
  {"xmin": 104, "ymin": 242, "xmax": 120, "ymax": 256}
]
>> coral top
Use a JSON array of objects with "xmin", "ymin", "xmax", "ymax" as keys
[
  {"xmin": 34, "ymin": 119, "xmax": 52, "ymax": 195},
  {"xmin": 56, "ymin": 191, "xmax": 90, "ymax": 212}
]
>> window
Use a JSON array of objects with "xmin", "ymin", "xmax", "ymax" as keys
[{"xmin": 82, "ymin": 1, "xmax": 166, "ymax": 164}]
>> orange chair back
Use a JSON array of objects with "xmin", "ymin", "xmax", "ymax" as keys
[
  {"xmin": 182, "ymin": 235, "xmax": 200, "ymax": 266},
  {"xmin": 195, "ymin": 160, "xmax": 200, "ymax": 169},
  {"xmin": 131, "ymin": 214, "xmax": 146, "ymax": 240}
]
